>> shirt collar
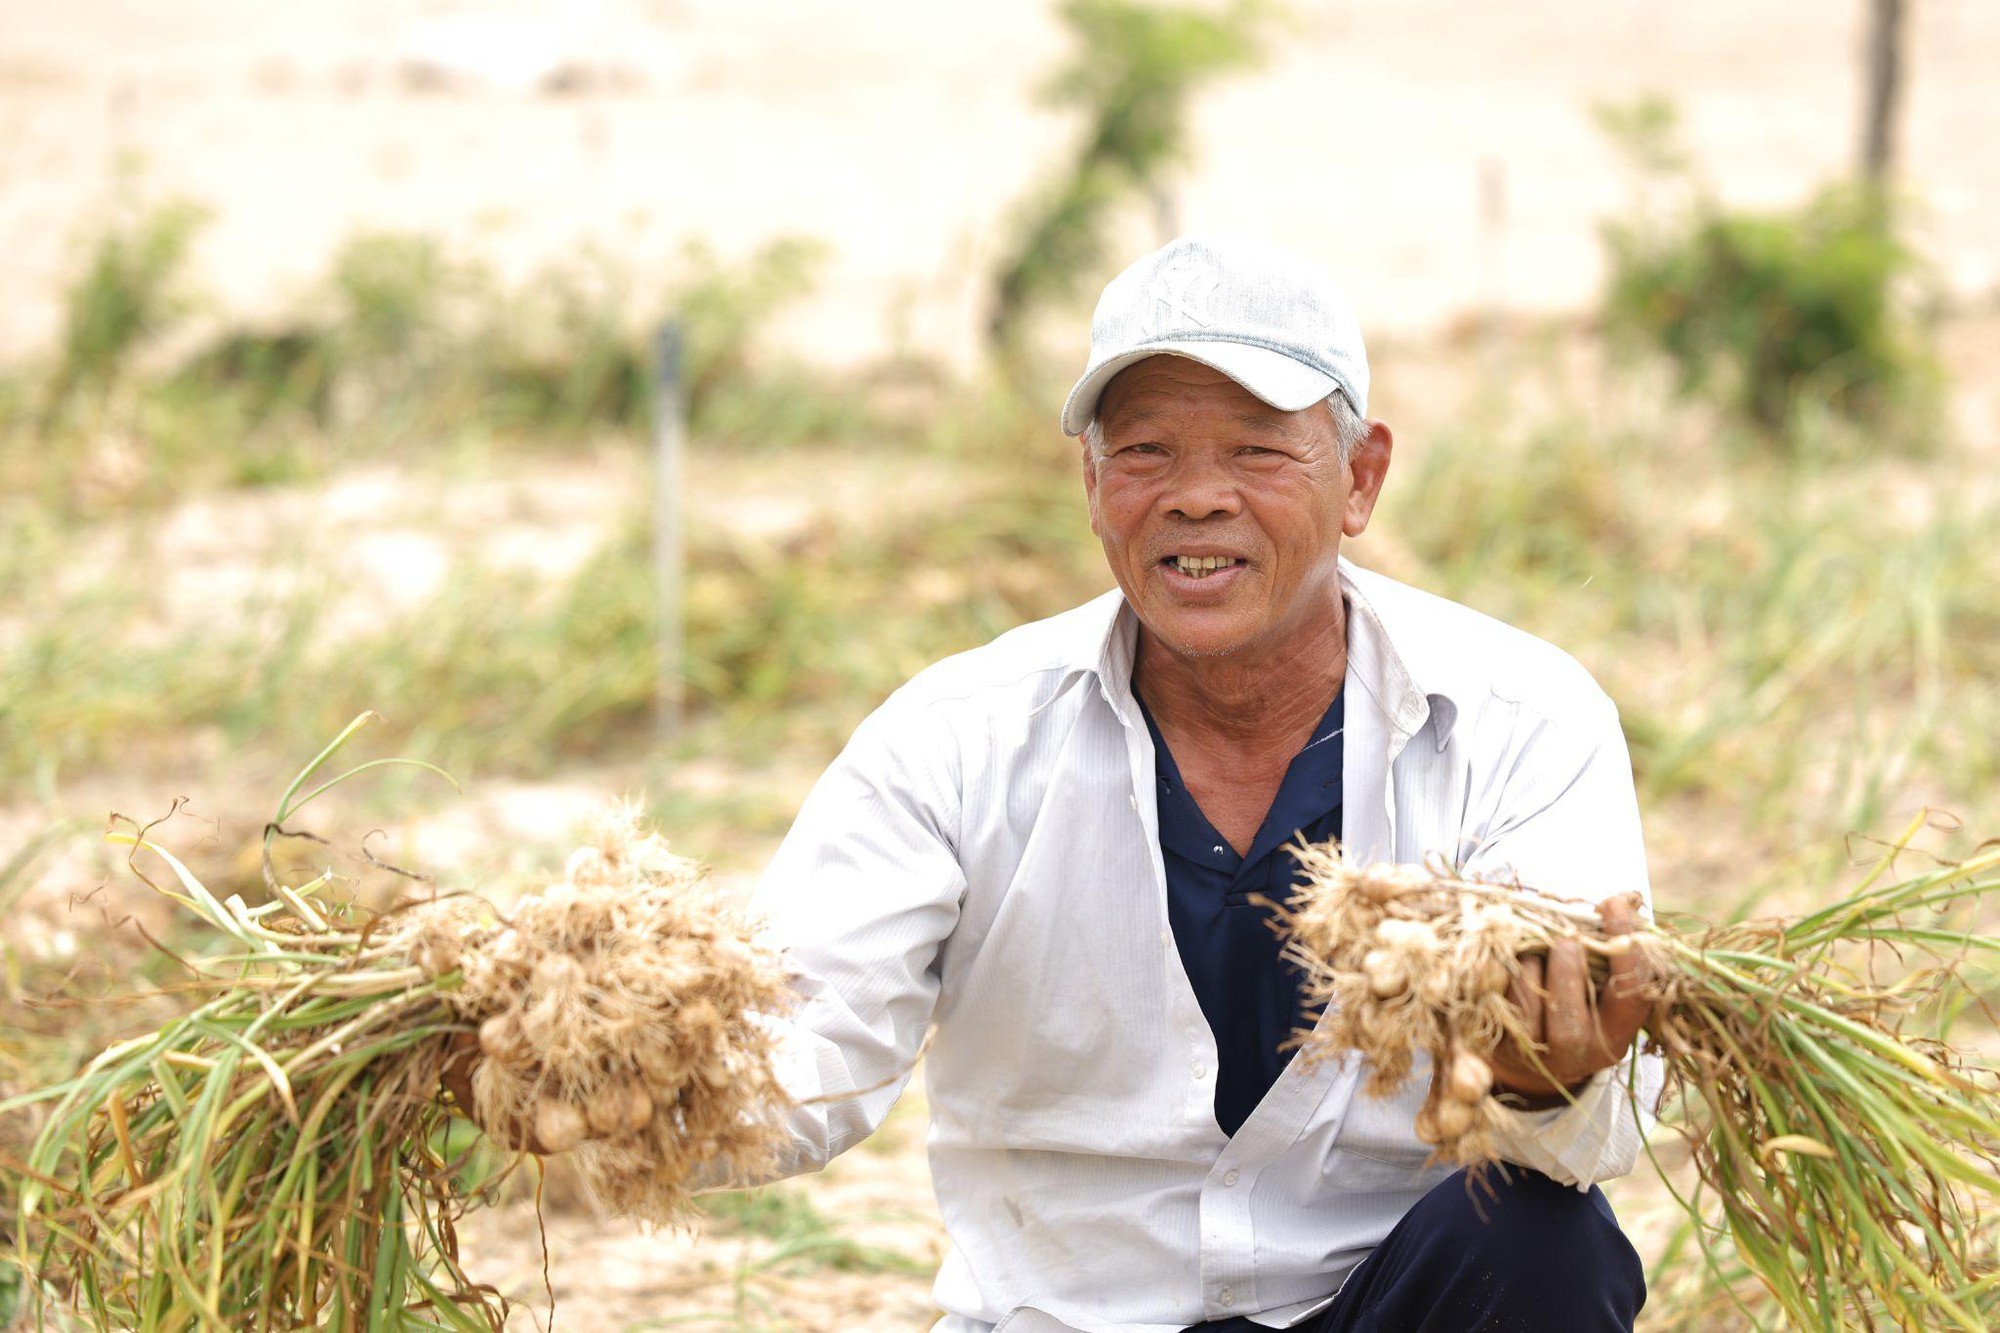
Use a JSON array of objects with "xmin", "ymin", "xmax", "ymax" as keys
[
  {"xmin": 1337, "ymin": 559, "xmax": 1459, "ymax": 751},
  {"xmin": 1048, "ymin": 588, "xmax": 1141, "ymax": 727},
  {"xmin": 1060, "ymin": 561, "xmax": 1461, "ymax": 750},
  {"xmin": 1139, "ymin": 687, "xmax": 1344, "ymax": 875}
]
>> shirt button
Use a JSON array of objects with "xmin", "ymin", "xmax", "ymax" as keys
[
  {"xmin": 1223, "ymin": 1169, "xmax": 1239, "ymax": 1187},
  {"xmin": 1219, "ymin": 1287, "xmax": 1236, "ymax": 1307},
  {"xmin": 1190, "ymin": 1061, "xmax": 1206, "ymax": 1080},
  {"xmin": 1211, "ymin": 844, "xmax": 1225, "ymax": 856}
]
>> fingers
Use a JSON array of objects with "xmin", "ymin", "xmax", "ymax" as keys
[
  {"xmin": 1501, "ymin": 939, "xmax": 1619, "ymax": 1095},
  {"xmin": 1542, "ymin": 938, "xmax": 1590, "ymax": 1065},
  {"xmin": 1546, "ymin": 895, "xmax": 1651, "ymax": 1078},
  {"xmin": 1496, "ymin": 896, "xmax": 1648, "ymax": 1094},
  {"xmin": 1508, "ymin": 952, "xmax": 1545, "ymax": 1043},
  {"xmin": 1493, "ymin": 896, "xmax": 1652, "ymax": 1100},
  {"xmin": 1493, "ymin": 952, "xmax": 1562, "ymax": 1097},
  {"xmin": 1599, "ymin": 891, "xmax": 1643, "ymax": 936},
  {"xmin": 1596, "ymin": 891, "xmax": 1652, "ymax": 1061}
]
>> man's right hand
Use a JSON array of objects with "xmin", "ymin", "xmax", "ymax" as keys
[{"xmin": 1489, "ymin": 892, "xmax": 1651, "ymax": 1106}]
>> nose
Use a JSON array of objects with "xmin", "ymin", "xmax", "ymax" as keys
[{"xmin": 1161, "ymin": 456, "xmax": 1241, "ymax": 522}]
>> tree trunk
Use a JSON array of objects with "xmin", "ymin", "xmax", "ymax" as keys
[{"xmin": 1860, "ymin": 0, "xmax": 1907, "ymax": 184}]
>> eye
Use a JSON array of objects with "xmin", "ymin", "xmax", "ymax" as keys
[{"xmin": 1117, "ymin": 442, "xmax": 1166, "ymax": 457}]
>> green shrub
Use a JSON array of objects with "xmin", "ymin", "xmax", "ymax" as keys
[
  {"xmin": 161, "ymin": 232, "xmax": 450, "ymax": 441},
  {"xmin": 987, "ymin": 0, "xmax": 1270, "ymax": 353},
  {"xmin": 458, "ymin": 237, "xmax": 856, "ymax": 445},
  {"xmin": 1394, "ymin": 418, "xmax": 1644, "ymax": 597},
  {"xmin": 1604, "ymin": 187, "xmax": 1933, "ymax": 438},
  {"xmin": 1597, "ymin": 101, "xmax": 1936, "ymax": 445},
  {"xmin": 330, "ymin": 232, "xmax": 454, "ymax": 362},
  {"xmin": 469, "ymin": 258, "xmax": 651, "ymax": 434},
  {"xmin": 168, "ymin": 326, "xmax": 339, "ymax": 428},
  {"xmin": 41, "ymin": 227, "xmax": 863, "ymax": 502},
  {"xmin": 675, "ymin": 238, "xmax": 824, "ymax": 422},
  {"xmin": 47, "ymin": 201, "xmax": 206, "ymax": 405}
]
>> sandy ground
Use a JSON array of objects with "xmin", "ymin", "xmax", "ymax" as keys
[
  {"xmin": 2, "ymin": 0, "xmax": 1999, "ymax": 372},
  {"xmin": 456, "ymin": 1089, "xmax": 949, "ymax": 1332}
]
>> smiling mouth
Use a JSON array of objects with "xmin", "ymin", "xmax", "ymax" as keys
[{"xmin": 1162, "ymin": 555, "xmax": 1245, "ymax": 580}]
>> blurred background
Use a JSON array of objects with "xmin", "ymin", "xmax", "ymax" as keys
[{"xmin": 2, "ymin": 1, "xmax": 1996, "ymax": 1328}]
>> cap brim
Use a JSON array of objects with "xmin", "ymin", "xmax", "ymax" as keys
[{"xmin": 1060, "ymin": 341, "xmax": 1339, "ymax": 436}]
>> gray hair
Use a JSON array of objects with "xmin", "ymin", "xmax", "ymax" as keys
[{"xmin": 1082, "ymin": 388, "xmax": 1368, "ymax": 466}]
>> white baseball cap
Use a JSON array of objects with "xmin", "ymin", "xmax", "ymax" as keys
[{"xmin": 1060, "ymin": 234, "xmax": 1370, "ymax": 436}]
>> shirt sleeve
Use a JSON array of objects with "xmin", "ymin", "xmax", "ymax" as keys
[
  {"xmin": 721, "ymin": 691, "xmax": 967, "ymax": 1184},
  {"xmin": 1458, "ymin": 688, "xmax": 1663, "ymax": 1189}
]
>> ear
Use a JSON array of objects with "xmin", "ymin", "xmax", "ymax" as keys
[{"xmin": 1341, "ymin": 420, "xmax": 1394, "ymax": 538}]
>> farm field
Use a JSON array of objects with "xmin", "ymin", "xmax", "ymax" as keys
[
  {"xmin": 3, "ymin": 2, "xmax": 1999, "ymax": 1329},
  {"xmin": 3, "ymin": 303, "xmax": 1993, "ymax": 1327}
]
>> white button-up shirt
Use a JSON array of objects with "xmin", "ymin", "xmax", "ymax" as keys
[{"xmin": 750, "ymin": 559, "xmax": 1661, "ymax": 1333}]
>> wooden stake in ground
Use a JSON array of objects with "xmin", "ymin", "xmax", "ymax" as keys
[{"xmin": 1860, "ymin": 0, "xmax": 1908, "ymax": 185}]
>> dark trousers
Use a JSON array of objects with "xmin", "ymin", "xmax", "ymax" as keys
[{"xmin": 1188, "ymin": 1167, "xmax": 1646, "ymax": 1333}]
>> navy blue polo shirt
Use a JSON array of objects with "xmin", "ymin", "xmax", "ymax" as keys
[{"xmin": 1140, "ymin": 691, "xmax": 1344, "ymax": 1138}]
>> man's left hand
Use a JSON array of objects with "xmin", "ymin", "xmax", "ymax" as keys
[{"xmin": 1488, "ymin": 892, "xmax": 1649, "ymax": 1107}]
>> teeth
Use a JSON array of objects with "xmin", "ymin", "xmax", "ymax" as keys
[{"xmin": 1172, "ymin": 556, "xmax": 1237, "ymax": 578}]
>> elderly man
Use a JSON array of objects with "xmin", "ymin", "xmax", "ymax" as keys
[
  {"xmin": 747, "ymin": 235, "xmax": 1659, "ymax": 1332},
  {"xmin": 455, "ymin": 235, "xmax": 1659, "ymax": 1330}
]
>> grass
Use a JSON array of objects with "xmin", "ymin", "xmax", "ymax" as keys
[
  {"xmin": 9, "ymin": 324, "xmax": 1991, "ymax": 870},
  {"xmin": 696, "ymin": 1187, "xmax": 928, "ymax": 1277},
  {"xmin": 0, "ymin": 424, "xmax": 1103, "ymax": 801},
  {"xmin": 1, "ymin": 724, "xmax": 498, "ymax": 1331},
  {"xmin": 0, "ymin": 813, "xmax": 202, "ymax": 1332},
  {"xmin": 613, "ymin": 1187, "xmax": 932, "ymax": 1331},
  {"xmin": 0, "ymin": 216, "xmax": 884, "ymax": 519},
  {"xmin": 1388, "ymin": 389, "xmax": 1999, "ymax": 868}
]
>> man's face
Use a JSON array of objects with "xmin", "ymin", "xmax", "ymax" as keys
[{"xmin": 1081, "ymin": 356, "xmax": 1391, "ymax": 662}]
